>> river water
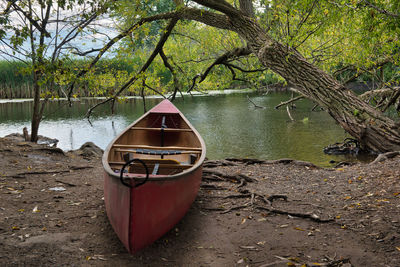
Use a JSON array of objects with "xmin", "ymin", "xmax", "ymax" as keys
[{"xmin": 0, "ymin": 91, "xmax": 365, "ymax": 166}]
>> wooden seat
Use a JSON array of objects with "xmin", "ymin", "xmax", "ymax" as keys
[
  {"xmin": 131, "ymin": 127, "xmax": 193, "ymax": 132},
  {"xmin": 113, "ymin": 144, "xmax": 202, "ymax": 152},
  {"xmin": 109, "ymin": 159, "xmax": 193, "ymax": 175}
]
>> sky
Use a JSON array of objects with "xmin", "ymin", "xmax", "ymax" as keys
[{"xmin": 0, "ymin": 1, "xmax": 119, "ymax": 62}]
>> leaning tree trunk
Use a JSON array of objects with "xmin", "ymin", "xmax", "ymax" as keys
[
  {"xmin": 258, "ymin": 42, "xmax": 400, "ymax": 152},
  {"xmin": 227, "ymin": 11, "xmax": 400, "ymax": 152}
]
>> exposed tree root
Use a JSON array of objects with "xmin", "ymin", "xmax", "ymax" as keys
[
  {"xmin": 370, "ymin": 151, "xmax": 400, "ymax": 164},
  {"xmin": 203, "ymin": 160, "xmax": 238, "ymax": 168},
  {"xmin": 225, "ymin": 158, "xmax": 318, "ymax": 168},
  {"xmin": 201, "ymin": 187, "xmax": 334, "ymax": 223},
  {"xmin": 203, "ymin": 169, "xmax": 257, "ymax": 183}
]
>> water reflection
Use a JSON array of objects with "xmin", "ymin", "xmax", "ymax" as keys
[{"xmin": 0, "ymin": 93, "xmax": 362, "ymax": 166}]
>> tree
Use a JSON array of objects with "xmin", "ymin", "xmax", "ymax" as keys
[
  {"xmin": 90, "ymin": 0, "xmax": 398, "ymax": 152},
  {"xmin": 0, "ymin": 0, "xmax": 113, "ymax": 141}
]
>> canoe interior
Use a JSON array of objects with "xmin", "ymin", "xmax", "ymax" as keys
[
  {"xmin": 107, "ymin": 112, "xmax": 202, "ymax": 177},
  {"xmin": 103, "ymin": 99, "xmax": 206, "ymax": 253}
]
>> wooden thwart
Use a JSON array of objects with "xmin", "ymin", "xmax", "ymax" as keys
[
  {"xmin": 113, "ymin": 144, "xmax": 202, "ymax": 152},
  {"xmin": 131, "ymin": 127, "xmax": 193, "ymax": 132},
  {"xmin": 109, "ymin": 161, "xmax": 193, "ymax": 170}
]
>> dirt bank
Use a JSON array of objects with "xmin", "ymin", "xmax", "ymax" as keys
[{"xmin": 0, "ymin": 135, "xmax": 399, "ymax": 266}]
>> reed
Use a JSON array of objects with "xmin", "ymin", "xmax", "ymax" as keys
[{"xmin": 0, "ymin": 61, "xmax": 33, "ymax": 98}]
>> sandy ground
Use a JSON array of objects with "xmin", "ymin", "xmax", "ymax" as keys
[{"xmin": 0, "ymin": 135, "xmax": 399, "ymax": 266}]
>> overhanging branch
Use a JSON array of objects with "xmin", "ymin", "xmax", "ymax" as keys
[
  {"xmin": 86, "ymin": 18, "xmax": 179, "ymax": 118},
  {"xmin": 188, "ymin": 47, "xmax": 251, "ymax": 92}
]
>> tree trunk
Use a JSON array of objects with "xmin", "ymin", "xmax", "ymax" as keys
[
  {"xmin": 30, "ymin": 82, "xmax": 41, "ymax": 142},
  {"xmin": 220, "ymin": 10, "xmax": 400, "ymax": 152},
  {"xmin": 185, "ymin": 1, "xmax": 400, "ymax": 151},
  {"xmin": 30, "ymin": 68, "xmax": 44, "ymax": 143},
  {"xmin": 256, "ymin": 41, "xmax": 400, "ymax": 152}
]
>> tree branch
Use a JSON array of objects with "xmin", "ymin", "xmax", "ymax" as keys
[
  {"xmin": 188, "ymin": 47, "xmax": 251, "ymax": 92},
  {"xmin": 159, "ymin": 49, "xmax": 182, "ymax": 101},
  {"xmin": 86, "ymin": 18, "xmax": 178, "ymax": 118},
  {"xmin": 362, "ymin": 0, "xmax": 399, "ymax": 18},
  {"xmin": 67, "ymin": 12, "xmax": 179, "ymax": 101},
  {"xmin": 275, "ymin": 95, "xmax": 304, "ymax": 109}
]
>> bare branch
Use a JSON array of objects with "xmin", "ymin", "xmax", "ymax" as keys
[
  {"xmin": 187, "ymin": 47, "xmax": 251, "ymax": 92},
  {"xmin": 10, "ymin": 2, "xmax": 51, "ymax": 37},
  {"xmin": 275, "ymin": 95, "xmax": 304, "ymax": 109},
  {"xmin": 362, "ymin": 0, "xmax": 399, "ymax": 18},
  {"xmin": 67, "ymin": 12, "xmax": 180, "ymax": 101},
  {"xmin": 159, "ymin": 49, "xmax": 182, "ymax": 101},
  {"xmin": 86, "ymin": 18, "xmax": 178, "ymax": 118}
]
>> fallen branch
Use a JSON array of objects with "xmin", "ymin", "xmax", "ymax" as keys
[
  {"xmin": 255, "ymin": 205, "xmax": 334, "ymax": 223},
  {"xmin": 6, "ymin": 166, "xmax": 93, "ymax": 178},
  {"xmin": 286, "ymin": 105, "xmax": 294, "ymax": 121},
  {"xmin": 247, "ymin": 95, "xmax": 266, "ymax": 109},
  {"xmin": 274, "ymin": 95, "xmax": 303, "ymax": 109}
]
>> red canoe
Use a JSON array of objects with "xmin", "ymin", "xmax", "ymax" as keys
[{"xmin": 102, "ymin": 99, "xmax": 206, "ymax": 253}]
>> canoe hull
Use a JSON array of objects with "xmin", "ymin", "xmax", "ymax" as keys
[
  {"xmin": 104, "ymin": 166, "xmax": 202, "ymax": 253},
  {"xmin": 103, "ymin": 99, "xmax": 205, "ymax": 253}
]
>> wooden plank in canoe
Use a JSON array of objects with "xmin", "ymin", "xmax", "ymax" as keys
[
  {"xmin": 112, "ymin": 144, "xmax": 202, "ymax": 151},
  {"xmin": 130, "ymin": 127, "xmax": 193, "ymax": 132}
]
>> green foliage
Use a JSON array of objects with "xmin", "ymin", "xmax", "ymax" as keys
[
  {"xmin": 258, "ymin": 0, "xmax": 400, "ymax": 85},
  {"xmin": 1, "ymin": 0, "xmax": 399, "ymax": 100}
]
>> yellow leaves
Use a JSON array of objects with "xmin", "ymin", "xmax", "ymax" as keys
[
  {"xmin": 32, "ymin": 206, "xmax": 40, "ymax": 213},
  {"xmin": 294, "ymin": 227, "xmax": 305, "ymax": 231}
]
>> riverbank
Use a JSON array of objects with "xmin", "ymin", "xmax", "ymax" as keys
[{"xmin": 1, "ymin": 135, "xmax": 399, "ymax": 266}]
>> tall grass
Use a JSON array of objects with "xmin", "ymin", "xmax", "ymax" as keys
[
  {"xmin": 0, "ymin": 57, "xmax": 171, "ymax": 99},
  {"xmin": 0, "ymin": 61, "xmax": 33, "ymax": 98}
]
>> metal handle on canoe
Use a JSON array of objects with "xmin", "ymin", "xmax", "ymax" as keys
[{"xmin": 119, "ymin": 158, "xmax": 149, "ymax": 188}]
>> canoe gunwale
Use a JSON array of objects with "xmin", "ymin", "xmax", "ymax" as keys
[{"xmin": 102, "ymin": 101, "xmax": 206, "ymax": 183}]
